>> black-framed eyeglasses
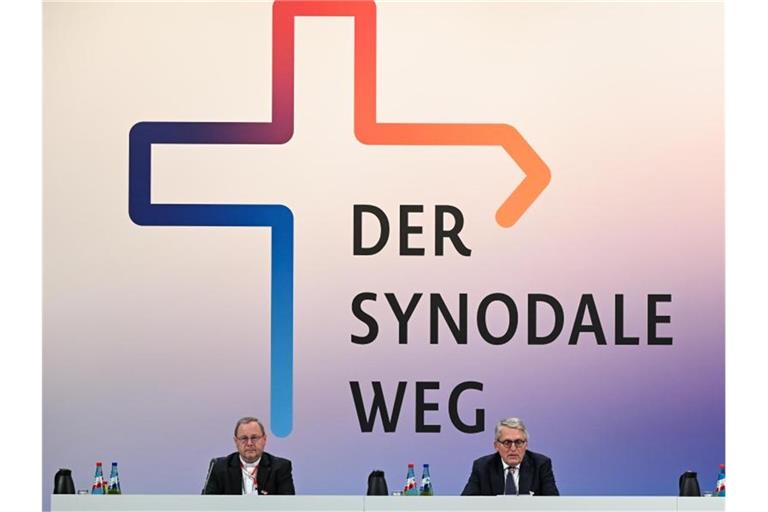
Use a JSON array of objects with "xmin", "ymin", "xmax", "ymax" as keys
[
  {"xmin": 237, "ymin": 435, "xmax": 264, "ymax": 444},
  {"xmin": 496, "ymin": 439, "xmax": 527, "ymax": 449}
]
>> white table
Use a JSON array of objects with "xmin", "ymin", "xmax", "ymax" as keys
[{"xmin": 51, "ymin": 495, "xmax": 726, "ymax": 512}]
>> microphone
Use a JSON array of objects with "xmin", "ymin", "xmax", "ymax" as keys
[{"xmin": 201, "ymin": 458, "xmax": 217, "ymax": 494}]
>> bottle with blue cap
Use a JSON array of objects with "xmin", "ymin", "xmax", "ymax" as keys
[
  {"xmin": 419, "ymin": 464, "xmax": 433, "ymax": 496},
  {"xmin": 107, "ymin": 462, "xmax": 122, "ymax": 494}
]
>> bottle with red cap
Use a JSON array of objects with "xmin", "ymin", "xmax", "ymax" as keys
[
  {"xmin": 91, "ymin": 462, "xmax": 106, "ymax": 495},
  {"xmin": 714, "ymin": 464, "xmax": 725, "ymax": 497},
  {"xmin": 403, "ymin": 464, "xmax": 418, "ymax": 496}
]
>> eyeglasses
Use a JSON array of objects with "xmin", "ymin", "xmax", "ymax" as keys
[
  {"xmin": 496, "ymin": 439, "xmax": 527, "ymax": 449},
  {"xmin": 236, "ymin": 435, "xmax": 264, "ymax": 444}
]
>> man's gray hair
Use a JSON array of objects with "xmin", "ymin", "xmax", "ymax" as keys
[
  {"xmin": 495, "ymin": 417, "xmax": 529, "ymax": 442},
  {"xmin": 233, "ymin": 416, "xmax": 266, "ymax": 437}
]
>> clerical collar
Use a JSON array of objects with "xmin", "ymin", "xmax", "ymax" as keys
[{"xmin": 239, "ymin": 456, "xmax": 261, "ymax": 468}]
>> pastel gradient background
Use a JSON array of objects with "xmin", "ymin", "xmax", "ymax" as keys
[{"xmin": 43, "ymin": 0, "xmax": 723, "ymax": 506}]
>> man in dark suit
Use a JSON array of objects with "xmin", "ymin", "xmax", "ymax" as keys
[
  {"xmin": 203, "ymin": 416, "xmax": 295, "ymax": 495},
  {"xmin": 462, "ymin": 417, "xmax": 559, "ymax": 496}
]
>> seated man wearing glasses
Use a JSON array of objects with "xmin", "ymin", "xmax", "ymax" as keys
[
  {"xmin": 203, "ymin": 416, "xmax": 295, "ymax": 495},
  {"xmin": 461, "ymin": 417, "xmax": 559, "ymax": 496}
]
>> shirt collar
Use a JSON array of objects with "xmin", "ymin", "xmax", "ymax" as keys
[
  {"xmin": 239, "ymin": 455, "xmax": 261, "ymax": 468},
  {"xmin": 501, "ymin": 459, "xmax": 521, "ymax": 472}
]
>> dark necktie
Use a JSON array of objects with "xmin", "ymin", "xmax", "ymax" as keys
[{"xmin": 505, "ymin": 466, "xmax": 517, "ymax": 495}]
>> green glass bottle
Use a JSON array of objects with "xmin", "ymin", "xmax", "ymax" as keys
[
  {"xmin": 419, "ymin": 464, "xmax": 433, "ymax": 496},
  {"xmin": 107, "ymin": 462, "xmax": 122, "ymax": 494}
]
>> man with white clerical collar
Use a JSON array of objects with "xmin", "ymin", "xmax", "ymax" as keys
[{"xmin": 203, "ymin": 416, "xmax": 295, "ymax": 495}]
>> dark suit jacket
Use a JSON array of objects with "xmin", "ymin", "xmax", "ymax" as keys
[
  {"xmin": 461, "ymin": 450, "xmax": 559, "ymax": 496},
  {"xmin": 203, "ymin": 451, "xmax": 295, "ymax": 495}
]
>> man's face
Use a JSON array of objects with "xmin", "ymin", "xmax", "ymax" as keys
[
  {"xmin": 494, "ymin": 426, "xmax": 528, "ymax": 466},
  {"xmin": 234, "ymin": 421, "xmax": 267, "ymax": 464}
]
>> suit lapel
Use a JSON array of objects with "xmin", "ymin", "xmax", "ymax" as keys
[
  {"xmin": 518, "ymin": 453, "xmax": 533, "ymax": 495},
  {"xmin": 257, "ymin": 452, "xmax": 272, "ymax": 494},
  {"xmin": 227, "ymin": 455, "xmax": 243, "ymax": 495},
  {"xmin": 490, "ymin": 453, "xmax": 505, "ymax": 495}
]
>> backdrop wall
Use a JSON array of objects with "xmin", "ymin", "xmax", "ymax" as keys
[{"xmin": 43, "ymin": 0, "xmax": 723, "ymax": 504}]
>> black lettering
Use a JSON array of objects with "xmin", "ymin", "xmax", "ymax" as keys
[
  {"xmin": 569, "ymin": 294, "xmax": 607, "ymax": 345},
  {"xmin": 615, "ymin": 294, "xmax": 639, "ymax": 345},
  {"xmin": 435, "ymin": 205, "xmax": 471, "ymax": 256},
  {"xmin": 648, "ymin": 294, "xmax": 673, "ymax": 345},
  {"xmin": 449, "ymin": 381, "xmax": 484, "ymax": 434},
  {"xmin": 478, "ymin": 293, "xmax": 518, "ymax": 345},
  {"xmin": 385, "ymin": 293, "xmax": 422, "ymax": 344},
  {"xmin": 527, "ymin": 294, "xmax": 564, "ymax": 345},
  {"xmin": 415, "ymin": 382, "xmax": 441, "ymax": 433},
  {"xmin": 353, "ymin": 205, "xmax": 389, "ymax": 255},
  {"xmin": 351, "ymin": 292, "xmax": 379, "ymax": 344},
  {"xmin": 399, "ymin": 205, "xmax": 424, "ymax": 256},
  {"xmin": 430, "ymin": 293, "xmax": 468, "ymax": 344},
  {"xmin": 350, "ymin": 381, "xmax": 407, "ymax": 433}
]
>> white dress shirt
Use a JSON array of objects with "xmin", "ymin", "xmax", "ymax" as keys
[
  {"xmin": 501, "ymin": 460, "xmax": 520, "ymax": 495},
  {"xmin": 239, "ymin": 456, "xmax": 261, "ymax": 495}
]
